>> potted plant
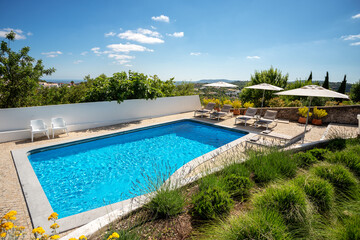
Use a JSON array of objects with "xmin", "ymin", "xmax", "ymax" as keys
[
  {"xmin": 298, "ymin": 106, "xmax": 312, "ymax": 124},
  {"xmin": 213, "ymin": 98, "xmax": 221, "ymax": 111},
  {"xmin": 243, "ymin": 102, "xmax": 254, "ymax": 115},
  {"xmin": 312, "ymin": 107, "xmax": 327, "ymax": 125},
  {"xmin": 232, "ymin": 100, "xmax": 242, "ymax": 115},
  {"xmin": 201, "ymin": 97, "xmax": 211, "ymax": 108}
]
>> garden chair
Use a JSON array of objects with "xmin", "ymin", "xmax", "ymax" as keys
[
  {"xmin": 254, "ymin": 110, "xmax": 278, "ymax": 130},
  {"xmin": 51, "ymin": 117, "xmax": 69, "ymax": 138},
  {"xmin": 210, "ymin": 104, "xmax": 233, "ymax": 121},
  {"xmin": 235, "ymin": 107, "xmax": 257, "ymax": 126},
  {"xmin": 30, "ymin": 119, "xmax": 50, "ymax": 142},
  {"xmin": 194, "ymin": 102, "xmax": 216, "ymax": 118},
  {"xmin": 245, "ymin": 128, "xmax": 311, "ymax": 149}
]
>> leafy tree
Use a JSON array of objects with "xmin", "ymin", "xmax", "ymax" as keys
[
  {"xmin": 240, "ymin": 67, "xmax": 288, "ymax": 107},
  {"xmin": 307, "ymin": 71, "xmax": 312, "ymax": 81},
  {"xmin": 0, "ymin": 31, "xmax": 55, "ymax": 108},
  {"xmin": 174, "ymin": 82, "xmax": 195, "ymax": 96},
  {"xmin": 322, "ymin": 72, "xmax": 329, "ymax": 89},
  {"xmin": 84, "ymin": 71, "xmax": 178, "ymax": 103},
  {"xmin": 350, "ymin": 80, "xmax": 360, "ymax": 103}
]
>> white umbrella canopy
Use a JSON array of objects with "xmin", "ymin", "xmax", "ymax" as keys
[
  {"xmin": 245, "ymin": 83, "xmax": 284, "ymax": 91},
  {"xmin": 275, "ymin": 85, "xmax": 349, "ymax": 99},
  {"xmin": 203, "ymin": 81, "xmax": 238, "ymax": 88},
  {"xmin": 275, "ymin": 85, "xmax": 349, "ymax": 142},
  {"xmin": 245, "ymin": 83, "xmax": 284, "ymax": 111}
]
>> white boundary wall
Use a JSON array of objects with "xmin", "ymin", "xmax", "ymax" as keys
[{"xmin": 0, "ymin": 95, "xmax": 201, "ymax": 142}]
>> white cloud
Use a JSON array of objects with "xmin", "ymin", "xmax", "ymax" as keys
[
  {"xmin": 352, "ymin": 13, "xmax": 360, "ymax": 19},
  {"xmin": 151, "ymin": 15, "xmax": 170, "ymax": 23},
  {"xmin": 41, "ymin": 51, "xmax": 63, "ymax": 57},
  {"xmin": 105, "ymin": 31, "xmax": 116, "ymax": 37},
  {"xmin": 167, "ymin": 32, "xmax": 184, "ymax": 38},
  {"xmin": 124, "ymin": 64, "xmax": 132, "ymax": 67},
  {"xmin": 190, "ymin": 52, "xmax": 201, "ymax": 56},
  {"xmin": 0, "ymin": 28, "xmax": 27, "ymax": 40},
  {"xmin": 341, "ymin": 34, "xmax": 360, "ymax": 41},
  {"xmin": 350, "ymin": 41, "xmax": 360, "ymax": 46},
  {"xmin": 73, "ymin": 60, "xmax": 83, "ymax": 64},
  {"xmin": 108, "ymin": 53, "xmax": 135, "ymax": 60},
  {"xmin": 118, "ymin": 28, "xmax": 164, "ymax": 44},
  {"xmin": 246, "ymin": 56, "xmax": 261, "ymax": 59},
  {"xmin": 80, "ymin": 51, "xmax": 88, "ymax": 56},
  {"xmin": 91, "ymin": 47, "xmax": 111, "ymax": 55},
  {"xmin": 107, "ymin": 43, "xmax": 153, "ymax": 53},
  {"xmin": 112, "ymin": 60, "xmax": 131, "ymax": 65},
  {"xmin": 27, "ymin": 32, "xmax": 33, "ymax": 36},
  {"xmin": 150, "ymin": 26, "xmax": 156, "ymax": 30}
]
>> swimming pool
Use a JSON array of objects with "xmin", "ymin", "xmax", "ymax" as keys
[{"xmin": 26, "ymin": 120, "xmax": 247, "ymax": 218}]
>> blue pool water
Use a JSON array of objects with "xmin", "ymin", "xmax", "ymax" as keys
[{"xmin": 28, "ymin": 120, "xmax": 247, "ymax": 218}]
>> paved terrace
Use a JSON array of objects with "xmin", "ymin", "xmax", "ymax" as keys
[{"xmin": 1, "ymin": 111, "xmax": 357, "ymax": 238}]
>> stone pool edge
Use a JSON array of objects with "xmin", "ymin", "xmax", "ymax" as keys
[{"xmin": 11, "ymin": 118, "xmax": 256, "ymax": 234}]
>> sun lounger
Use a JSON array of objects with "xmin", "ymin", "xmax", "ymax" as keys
[
  {"xmin": 51, "ymin": 117, "xmax": 69, "ymax": 138},
  {"xmin": 246, "ymin": 128, "xmax": 311, "ymax": 149},
  {"xmin": 235, "ymin": 107, "xmax": 257, "ymax": 126},
  {"xmin": 30, "ymin": 119, "xmax": 50, "ymax": 142},
  {"xmin": 194, "ymin": 102, "xmax": 216, "ymax": 117},
  {"xmin": 254, "ymin": 110, "xmax": 278, "ymax": 130},
  {"xmin": 210, "ymin": 104, "xmax": 233, "ymax": 121}
]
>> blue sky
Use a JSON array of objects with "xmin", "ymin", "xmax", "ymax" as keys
[{"xmin": 1, "ymin": 0, "xmax": 360, "ymax": 82}]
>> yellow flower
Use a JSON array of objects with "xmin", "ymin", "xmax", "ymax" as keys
[
  {"xmin": 3, "ymin": 210, "xmax": 17, "ymax": 220},
  {"xmin": 41, "ymin": 234, "xmax": 50, "ymax": 240},
  {"xmin": 1, "ymin": 222, "xmax": 14, "ymax": 230},
  {"xmin": 79, "ymin": 235, "xmax": 87, "ymax": 240},
  {"xmin": 48, "ymin": 213, "xmax": 58, "ymax": 221},
  {"xmin": 107, "ymin": 232, "xmax": 120, "ymax": 239},
  {"xmin": 32, "ymin": 227, "xmax": 46, "ymax": 235},
  {"xmin": 50, "ymin": 235, "xmax": 60, "ymax": 240},
  {"xmin": 68, "ymin": 238, "xmax": 77, "ymax": 240},
  {"xmin": 1, "ymin": 232, "xmax": 6, "ymax": 238},
  {"xmin": 50, "ymin": 223, "xmax": 59, "ymax": 229}
]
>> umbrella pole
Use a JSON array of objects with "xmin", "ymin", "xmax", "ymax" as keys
[
  {"xmin": 303, "ymin": 96, "xmax": 312, "ymax": 143},
  {"xmin": 261, "ymin": 89, "xmax": 265, "ymax": 116}
]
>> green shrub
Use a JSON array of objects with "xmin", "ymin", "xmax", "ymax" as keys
[
  {"xmin": 198, "ymin": 174, "xmax": 226, "ymax": 191},
  {"xmin": 327, "ymin": 138, "xmax": 347, "ymax": 151},
  {"xmin": 145, "ymin": 188, "xmax": 185, "ymax": 218},
  {"xmin": 311, "ymin": 164, "xmax": 358, "ymax": 199},
  {"xmin": 103, "ymin": 230, "xmax": 140, "ymax": 240},
  {"xmin": 308, "ymin": 148, "xmax": 330, "ymax": 161},
  {"xmin": 334, "ymin": 214, "xmax": 360, "ymax": 240},
  {"xmin": 223, "ymin": 174, "xmax": 252, "ymax": 200},
  {"xmin": 207, "ymin": 209, "xmax": 291, "ymax": 240},
  {"xmin": 345, "ymin": 136, "xmax": 360, "ymax": 148},
  {"xmin": 294, "ymin": 152, "xmax": 318, "ymax": 168},
  {"xmin": 294, "ymin": 175, "xmax": 334, "ymax": 214},
  {"xmin": 245, "ymin": 150, "xmax": 297, "ymax": 184},
  {"xmin": 192, "ymin": 186, "xmax": 233, "ymax": 220},
  {"xmin": 326, "ymin": 150, "xmax": 360, "ymax": 177},
  {"xmin": 253, "ymin": 183, "xmax": 309, "ymax": 235},
  {"xmin": 221, "ymin": 163, "xmax": 250, "ymax": 178}
]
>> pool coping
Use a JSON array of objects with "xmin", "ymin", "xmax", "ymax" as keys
[{"xmin": 11, "ymin": 118, "xmax": 256, "ymax": 233}]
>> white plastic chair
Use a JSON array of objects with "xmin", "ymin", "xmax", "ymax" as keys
[
  {"xmin": 30, "ymin": 119, "xmax": 50, "ymax": 142},
  {"xmin": 51, "ymin": 117, "xmax": 69, "ymax": 138}
]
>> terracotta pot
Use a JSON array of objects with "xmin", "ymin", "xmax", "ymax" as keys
[
  {"xmin": 298, "ymin": 117, "xmax": 307, "ymax": 124},
  {"xmin": 233, "ymin": 109, "xmax": 241, "ymax": 115},
  {"xmin": 215, "ymin": 107, "xmax": 221, "ymax": 112},
  {"xmin": 312, "ymin": 118, "xmax": 322, "ymax": 125}
]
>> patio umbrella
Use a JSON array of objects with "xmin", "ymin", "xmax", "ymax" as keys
[
  {"xmin": 203, "ymin": 81, "xmax": 238, "ymax": 88},
  {"xmin": 203, "ymin": 81, "xmax": 238, "ymax": 98},
  {"xmin": 245, "ymin": 83, "xmax": 283, "ymax": 114},
  {"xmin": 275, "ymin": 85, "xmax": 349, "ymax": 141}
]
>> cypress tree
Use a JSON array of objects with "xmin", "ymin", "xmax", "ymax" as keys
[
  {"xmin": 307, "ymin": 71, "xmax": 312, "ymax": 81},
  {"xmin": 322, "ymin": 72, "xmax": 329, "ymax": 89},
  {"xmin": 337, "ymin": 75, "xmax": 347, "ymax": 94}
]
